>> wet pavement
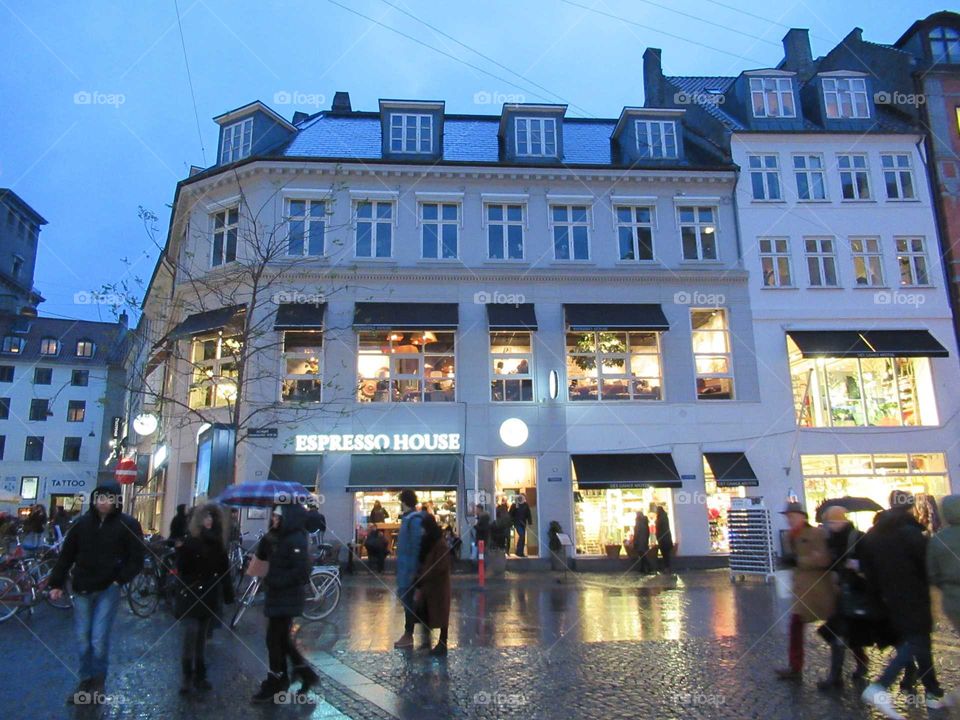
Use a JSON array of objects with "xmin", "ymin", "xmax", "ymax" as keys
[{"xmin": 2, "ymin": 569, "xmax": 959, "ymax": 719}]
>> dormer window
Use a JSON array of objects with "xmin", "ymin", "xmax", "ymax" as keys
[
  {"xmin": 749, "ymin": 78, "xmax": 795, "ymax": 118},
  {"xmin": 390, "ymin": 113, "xmax": 432, "ymax": 153},
  {"xmin": 1, "ymin": 336, "xmax": 24, "ymax": 354},
  {"xmin": 823, "ymin": 77, "xmax": 869, "ymax": 119},
  {"xmin": 76, "ymin": 339, "xmax": 95, "ymax": 358},
  {"xmin": 39, "ymin": 338, "xmax": 60, "ymax": 356},
  {"xmin": 12, "ymin": 255, "xmax": 23, "ymax": 279},
  {"xmin": 635, "ymin": 120, "xmax": 677, "ymax": 159},
  {"xmin": 221, "ymin": 118, "xmax": 253, "ymax": 164},
  {"xmin": 929, "ymin": 27, "xmax": 960, "ymax": 63},
  {"xmin": 516, "ymin": 117, "xmax": 556, "ymax": 157}
]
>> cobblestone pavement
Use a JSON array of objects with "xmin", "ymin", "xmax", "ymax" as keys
[{"xmin": 2, "ymin": 569, "xmax": 959, "ymax": 719}]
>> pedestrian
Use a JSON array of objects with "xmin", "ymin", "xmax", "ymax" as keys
[
  {"xmin": 509, "ymin": 494, "xmax": 532, "ymax": 557},
  {"xmin": 393, "ymin": 489, "xmax": 425, "ymax": 649},
  {"xmin": 860, "ymin": 490, "xmax": 948, "ymax": 717},
  {"xmin": 49, "ymin": 483, "xmax": 145, "ymax": 705},
  {"xmin": 474, "ymin": 503, "xmax": 491, "ymax": 551},
  {"xmin": 633, "ymin": 511, "xmax": 652, "ymax": 574},
  {"xmin": 24, "ymin": 503, "xmax": 47, "ymax": 547},
  {"xmin": 927, "ymin": 494, "xmax": 960, "ymax": 707},
  {"xmin": 650, "ymin": 502, "xmax": 673, "ymax": 571},
  {"xmin": 494, "ymin": 497, "xmax": 511, "ymax": 550},
  {"xmin": 169, "ymin": 504, "xmax": 189, "ymax": 543},
  {"xmin": 364, "ymin": 525, "xmax": 389, "ymax": 573},
  {"xmin": 775, "ymin": 501, "xmax": 836, "ymax": 682},
  {"xmin": 49, "ymin": 506, "xmax": 72, "ymax": 543},
  {"xmin": 414, "ymin": 512, "xmax": 452, "ymax": 656},
  {"xmin": 251, "ymin": 504, "xmax": 319, "ymax": 703},
  {"xmin": 175, "ymin": 503, "xmax": 233, "ymax": 694},
  {"xmin": 369, "ymin": 500, "xmax": 389, "ymax": 524}
]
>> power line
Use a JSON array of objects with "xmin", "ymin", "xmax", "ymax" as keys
[
  {"xmin": 700, "ymin": 0, "xmax": 832, "ymax": 44},
  {"xmin": 174, "ymin": 0, "xmax": 206, "ymax": 165},
  {"xmin": 630, "ymin": 0, "xmax": 780, "ymax": 47}
]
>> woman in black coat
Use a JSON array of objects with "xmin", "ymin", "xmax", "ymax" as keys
[
  {"xmin": 633, "ymin": 511, "xmax": 652, "ymax": 574},
  {"xmin": 251, "ymin": 503, "xmax": 319, "ymax": 703},
  {"xmin": 175, "ymin": 503, "xmax": 232, "ymax": 693},
  {"xmin": 651, "ymin": 503, "xmax": 673, "ymax": 571}
]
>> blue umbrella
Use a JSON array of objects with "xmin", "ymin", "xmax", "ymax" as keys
[{"xmin": 216, "ymin": 481, "xmax": 315, "ymax": 507}]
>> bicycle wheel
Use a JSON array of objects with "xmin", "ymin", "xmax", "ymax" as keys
[
  {"xmin": 35, "ymin": 560, "xmax": 73, "ymax": 610},
  {"xmin": 127, "ymin": 571, "xmax": 159, "ymax": 617},
  {"xmin": 0, "ymin": 575, "xmax": 24, "ymax": 622},
  {"xmin": 230, "ymin": 578, "xmax": 259, "ymax": 629},
  {"xmin": 302, "ymin": 570, "xmax": 341, "ymax": 621}
]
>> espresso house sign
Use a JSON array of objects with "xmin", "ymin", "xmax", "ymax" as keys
[{"xmin": 294, "ymin": 432, "xmax": 461, "ymax": 453}]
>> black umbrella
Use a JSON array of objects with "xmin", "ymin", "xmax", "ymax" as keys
[{"xmin": 816, "ymin": 496, "xmax": 883, "ymax": 521}]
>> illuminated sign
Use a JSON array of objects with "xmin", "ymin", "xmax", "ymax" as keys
[{"xmin": 295, "ymin": 433, "xmax": 461, "ymax": 453}]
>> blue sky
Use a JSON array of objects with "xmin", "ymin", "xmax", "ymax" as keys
[{"xmin": 0, "ymin": 0, "xmax": 945, "ymax": 322}]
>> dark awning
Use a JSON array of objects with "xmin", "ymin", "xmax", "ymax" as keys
[
  {"xmin": 347, "ymin": 454, "xmax": 461, "ymax": 492},
  {"xmin": 269, "ymin": 454, "xmax": 322, "ymax": 490},
  {"xmin": 572, "ymin": 453, "xmax": 681, "ymax": 489},
  {"xmin": 354, "ymin": 303, "xmax": 459, "ymax": 329},
  {"xmin": 486, "ymin": 303, "xmax": 538, "ymax": 330},
  {"xmin": 167, "ymin": 305, "xmax": 246, "ymax": 340},
  {"xmin": 788, "ymin": 330, "xmax": 948, "ymax": 358},
  {"xmin": 564, "ymin": 304, "xmax": 669, "ymax": 331},
  {"xmin": 704, "ymin": 452, "xmax": 758, "ymax": 487},
  {"xmin": 274, "ymin": 302, "xmax": 326, "ymax": 330}
]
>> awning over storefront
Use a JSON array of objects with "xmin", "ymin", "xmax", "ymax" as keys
[
  {"xmin": 274, "ymin": 302, "xmax": 326, "ymax": 330},
  {"xmin": 564, "ymin": 304, "xmax": 669, "ymax": 331},
  {"xmin": 572, "ymin": 453, "xmax": 681, "ymax": 489},
  {"xmin": 167, "ymin": 305, "xmax": 246, "ymax": 340},
  {"xmin": 787, "ymin": 330, "xmax": 949, "ymax": 358},
  {"xmin": 346, "ymin": 454, "xmax": 461, "ymax": 492},
  {"xmin": 704, "ymin": 452, "xmax": 758, "ymax": 487},
  {"xmin": 486, "ymin": 303, "xmax": 538, "ymax": 330},
  {"xmin": 269, "ymin": 454, "xmax": 322, "ymax": 489},
  {"xmin": 354, "ymin": 302, "xmax": 459, "ymax": 329}
]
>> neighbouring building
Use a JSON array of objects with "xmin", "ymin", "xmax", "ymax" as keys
[{"xmin": 0, "ymin": 189, "xmax": 45, "ymax": 316}]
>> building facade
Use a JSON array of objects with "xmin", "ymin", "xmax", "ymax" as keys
[{"xmin": 0, "ymin": 189, "xmax": 45, "ymax": 316}]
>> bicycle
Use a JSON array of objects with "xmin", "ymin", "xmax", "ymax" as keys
[
  {"xmin": 0, "ymin": 544, "xmax": 73, "ymax": 622},
  {"xmin": 127, "ymin": 541, "xmax": 178, "ymax": 617},
  {"xmin": 229, "ymin": 531, "xmax": 264, "ymax": 591}
]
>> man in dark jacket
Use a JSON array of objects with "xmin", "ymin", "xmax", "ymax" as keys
[
  {"xmin": 50, "ymin": 483, "xmax": 145, "ymax": 705},
  {"xmin": 860, "ymin": 491, "xmax": 947, "ymax": 717},
  {"xmin": 509, "ymin": 495, "xmax": 532, "ymax": 557},
  {"xmin": 651, "ymin": 503, "xmax": 674, "ymax": 572},
  {"xmin": 169, "ymin": 504, "xmax": 189, "ymax": 543}
]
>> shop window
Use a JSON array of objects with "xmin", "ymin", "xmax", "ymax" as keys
[
  {"xmin": 703, "ymin": 458, "xmax": 746, "ymax": 554},
  {"xmin": 691, "ymin": 309, "xmax": 734, "ymax": 400},
  {"xmin": 572, "ymin": 486, "xmax": 674, "ymax": 557},
  {"xmin": 281, "ymin": 331, "xmax": 323, "ymax": 403},
  {"xmin": 188, "ymin": 333, "xmax": 242, "ymax": 409},
  {"xmin": 490, "ymin": 331, "xmax": 533, "ymax": 402},
  {"xmin": 566, "ymin": 331, "xmax": 662, "ymax": 401},
  {"xmin": 357, "ymin": 330, "xmax": 455, "ymax": 403},
  {"xmin": 354, "ymin": 489, "xmax": 457, "ymax": 558}
]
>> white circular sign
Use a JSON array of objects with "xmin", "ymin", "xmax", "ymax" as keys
[
  {"xmin": 133, "ymin": 413, "xmax": 158, "ymax": 436},
  {"xmin": 499, "ymin": 418, "xmax": 529, "ymax": 448}
]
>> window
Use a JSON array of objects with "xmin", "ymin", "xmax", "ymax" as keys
[
  {"xmin": 75, "ymin": 339, "xmax": 95, "ymax": 358},
  {"xmin": 281, "ymin": 331, "xmax": 323, "ymax": 403},
  {"xmin": 805, "ymin": 237, "xmax": 839, "ymax": 287},
  {"xmin": 758, "ymin": 238, "xmax": 793, "ymax": 287},
  {"xmin": 39, "ymin": 337, "xmax": 59, "ymax": 356},
  {"xmin": 490, "ymin": 332, "xmax": 533, "ymax": 401},
  {"xmin": 929, "ymin": 27, "xmax": 960, "ymax": 63},
  {"xmin": 390, "ymin": 113, "xmax": 432, "ymax": 153},
  {"xmin": 749, "ymin": 77, "xmax": 796, "ymax": 118},
  {"xmin": 881, "ymin": 154, "xmax": 916, "ymax": 200},
  {"xmin": 420, "ymin": 203, "xmax": 459, "ymax": 259},
  {"xmin": 12, "ymin": 255, "xmax": 23, "ymax": 279},
  {"xmin": 62, "ymin": 437, "xmax": 82, "ymax": 462},
  {"xmin": 29, "ymin": 398, "xmax": 49, "ymax": 421},
  {"xmin": 794, "ymin": 154, "xmax": 827, "ymax": 200},
  {"xmin": 34, "ymin": 367, "xmax": 52, "ymax": 385},
  {"xmin": 486, "ymin": 204, "xmax": 524, "ymax": 260},
  {"xmin": 357, "ymin": 330, "xmax": 455, "ymax": 403},
  {"xmin": 355, "ymin": 201, "xmax": 393, "ymax": 258},
  {"xmin": 286, "ymin": 200, "xmax": 325, "ymax": 256},
  {"xmin": 823, "ymin": 77, "xmax": 870, "ymax": 119},
  {"xmin": 20, "ymin": 475, "xmax": 38, "ymax": 498},
  {"xmin": 566, "ymin": 331, "xmax": 663, "ymax": 401},
  {"xmin": 838, "ymin": 154, "xmax": 870, "ymax": 200},
  {"xmin": 897, "ymin": 237, "xmax": 930, "ymax": 286},
  {"xmin": 0, "ymin": 436, "xmax": 4, "ymax": 461},
  {"xmin": 24, "ymin": 437, "xmax": 43, "ymax": 462},
  {"xmin": 0, "ymin": 397, "xmax": 8, "ymax": 419},
  {"xmin": 67, "ymin": 400, "xmax": 86, "ymax": 422},
  {"xmin": 71, "ymin": 369, "xmax": 89, "ymax": 387},
  {"xmin": 691, "ymin": 309, "xmax": 734, "ymax": 400},
  {"xmin": 0, "ymin": 366, "xmax": 12, "ymax": 382},
  {"xmin": 1, "ymin": 336, "xmax": 24, "ymax": 354},
  {"xmin": 635, "ymin": 120, "xmax": 677, "ymax": 158},
  {"xmin": 220, "ymin": 118, "xmax": 253, "ymax": 164},
  {"xmin": 188, "ymin": 334, "xmax": 242, "ymax": 409},
  {"xmin": 850, "ymin": 237, "xmax": 884, "ymax": 287},
  {"xmin": 211, "ymin": 208, "xmax": 239, "ymax": 267},
  {"xmin": 615, "ymin": 206, "xmax": 655, "ymax": 261},
  {"xmin": 551, "ymin": 205, "xmax": 590, "ymax": 260},
  {"xmin": 748, "ymin": 154, "xmax": 782, "ymax": 200},
  {"xmin": 678, "ymin": 206, "xmax": 718, "ymax": 260},
  {"xmin": 516, "ymin": 117, "xmax": 557, "ymax": 157}
]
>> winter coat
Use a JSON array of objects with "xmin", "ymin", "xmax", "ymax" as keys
[
  {"xmin": 860, "ymin": 508, "xmax": 932, "ymax": 637},
  {"xmin": 415, "ymin": 538, "xmax": 452, "ymax": 629},
  {"xmin": 633, "ymin": 516, "xmax": 651, "ymax": 551},
  {"xmin": 169, "ymin": 510, "xmax": 188, "ymax": 541},
  {"xmin": 787, "ymin": 523, "xmax": 837, "ymax": 623},
  {"xmin": 395, "ymin": 510, "xmax": 424, "ymax": 596},
  {"xmin": 509, "ymin": 502, "xmax": 532, "ymax": 527},
  {"xmin": 176, "ymin": 530, "xmax": 231, "ymax": 620},
  {"xmin": 24, "ymin": 509, "xmax": 47, "ymax": 535},
  {"xmin": 368, "ymin": 506, "xmax": 388, "ymax": 524},
  {"xmin": 49, "ymin": 485, "xmax": 145, "ymax": 593},
  {"xmin": 654, "ymin": 508, "xmax": 673, "ymax": 553},
  {"xmin": 474, "ymin": 510, "xmax": 491, "ymax": 545},
  {"xmin": 928, "ymin": 495, "xmax": 960, "ymax": 625},
  {"xmin": 258, "ymin": 504, "xmax": 311, "ymax": 618}
]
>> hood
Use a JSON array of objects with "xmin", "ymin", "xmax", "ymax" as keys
[
  {"xmin": 88, "ymin": 482, "xmax": 123, "ymax": 515},
  {"xmin": 942, "ymin": 495, "xmax": 960, "ymax": 526},
  {"xmin": 275, "ymin": 503, "xmax": 307, "ymax": 534}
]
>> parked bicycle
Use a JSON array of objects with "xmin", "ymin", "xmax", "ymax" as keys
[
  {"xmin": 0, "ymin": 542, "xmax": 73, "ymax": 622},
  {"xmin": 228, "ymin": 531, "xmax": 263, "ymax": 591},
  {"xmin": 127, "ymin": 539, "xmax": 178, "ymax": 617}
]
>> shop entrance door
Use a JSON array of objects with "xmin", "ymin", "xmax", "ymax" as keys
[{"xmin": 495, "ymin": 458, "xmax": 538, "ymax": 557}]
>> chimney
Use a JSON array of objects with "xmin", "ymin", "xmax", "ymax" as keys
[
  {"xmin": 292, "ymin": 111, "xmax": 310, "ymax": 124},
  {"xmin": 643, "ymin": 48, "xmax": 664, "ymax": 107},
  {"xmin": 118, "ymin": 310, "xmax": 129, "ymax": 328},
  {"xmin": 330, "ymin": 91, "xmax": 352, "ymax": 115},
  {"xmin": 782, "ymin": 29, "xmax": 813, "ymax": 71}
]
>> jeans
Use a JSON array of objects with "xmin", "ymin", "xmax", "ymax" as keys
[
  {"xmin": 181, "ymin": 617, "xmax": 211, "ymax": 667},
  {"xmin": 266, "ymin": 616, "xmax": 306, "ymax": 676},
  {"xmin": 73, "ymin": 584, "xmax": 121, "ymax": 680},
  {"xmin": 400, "ymin": 586, "xmax": 417, "ymax": 634},
  {"xmin": 788, "ymin": 613, "xmax": 804, "ymax": 673},
  {"xmin": 514, "ymin": 524, "xmax": 526, "ymax": 557},
  {"xmin": 877, "ymin": 633, "xmax": 942, "ymax": 695}
]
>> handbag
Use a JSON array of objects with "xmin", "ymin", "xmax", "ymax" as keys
[{"xmin": 246, "ymin": 556, "xmax": 269, "ymax": 578}]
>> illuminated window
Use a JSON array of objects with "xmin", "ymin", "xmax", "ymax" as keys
[
  {"xmin": 849, "ymin": 237, "xmax": 884, "ymax": 287},
  {"xmin": 897, "ymin": 237, "xmax": 930, "ymax": 286},
  {"xmin": 357, "ymin": 330, "xmax": 455, "ymax": 403},
  {"xmin": 566, "ymin": 331, "xmax": 662, "ymax": 401},
  {"xmin": 188, "ymin": 334, "xmax": 241, "ymax": 409},
  {"xmin": 281, "ymin": 331, "xmax": 323, "ymax": 403},
  {"xmin": 759, "ymin": 237, "xmax": 792, "ymax": 287},
  {"xmin": 749, "ymin": 77, "xmax": 796, "ymax": 118},
  {"xmin": 39, "ymin": 337, "xmax": 60, "ymax": 356},
  {"xmin": 823, "ymin": 77, "xmax": 870, "ymax": 119},
  {"xmin": 691, "ymin": 309, "xmax": 733, "ymax": 400},
  {"xmin": 490, "ymin": 332, "xmax": 533, "ymax": 402}
]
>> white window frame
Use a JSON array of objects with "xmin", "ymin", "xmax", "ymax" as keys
[
  {"xmin": 804, "ymin": 236, "xmax": 840, "ymax": 287},
  {"xmin": 484, "ymin": 202, "xmax": 526, "ymax": 260},
  {"xmin": 881, "ymin": 153, "xmax": 916, "ymax": 200},
  {"xmin": 758, "ymin": 237, "xmax": 793, "ymax": 287},
  {"xmin": 39, "ymin": 337, "xmax": 60, "ymax": 356},
  {"xmin": 634, "ymin": 120, "xmax": 678, "ymax": 159},
  {"xmin": 793, "ymin": 154, "xmax": 828, "ymax": 200},
  {"xmin": 285, "ymin": 199, "xmax": 326, "ymax": 257},
  {"xmin": 390, "ymin": 113, "xmax": 433, "ymax": 154},
  {"xmin": 849, "ymin": 236, "xmax": 884, "ymax": 287},
  {"xmin": 823, "ymin": 77, "xmax": 870, "ymax": 119},
  {"xmin": 356, "ymin": 330, "xmax": 456, "ymax": 403},
  {"xmin": 896, "ymin": 237, "xmax": 931, "ymax": 287},
  {"xmin": 614, "ymin": 205, "xmax": 656, "ymax": 261},
  {"xmin": 838, "ymin": 153, "xmax": 871, "ymax": 201},
  {"xmin": 749, "ymin": 77, "xmax": 796, "ymax": 118},
  {"xmin": 189, "ymin": 334, "xmax": 241, "ymax": 409},
  {"xmin": 515, "ymin": 117, "xmax": 557, "ymax": 157},
  {"xmin": 211, "ymin": 207, "xmax": 239, "ymax": 267},
  {"xmin": 281, "ymin": 331, "xmax": 323, "ymax": 403},
  {"xmin": 690, "ymin": 308, "xmax": 734, "ymax": 401},
  {"xmin": 748, "ymin": 154, "xmax": 782, "ymax": 201},
  {"xmin": 75, "ymin": 339, "xmax": 95, "ymax": 358},
  {"xmin": 220, "ymin": 118, "xmax": 253, "ymax": 164},
  {"xmin": 490, "ymin": 331, "xmax": 534, "ymax": 402},
  {"xmin": 677, "ymin": 205, "xmax": 719, "ymax": 261},
  {"xmin": 566, "ymin": 330, "xmax": 664, "ymax": 402},
  {"xmin": 353, "ymin": 200, "xmax": 394, "ymax": 259},
  {"xmin": 419, "ymin": 202, "xmax": 460, "ymax": 259},
  {"xmin": 549, "ymin": 204, "xmax": 591, "ymax": 261}
]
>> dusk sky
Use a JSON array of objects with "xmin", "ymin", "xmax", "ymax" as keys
[{"xmin": 1, "ymin": 0, "xmax": 946, "ymax": 322}]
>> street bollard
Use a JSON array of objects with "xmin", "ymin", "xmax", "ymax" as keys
[{"xmin": 478, "ymin": 539, "xmax": 485, "ymax": 588}]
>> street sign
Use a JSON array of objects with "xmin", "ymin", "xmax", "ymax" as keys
[{"xmin": 248, "ymin": 427, "xmax": 278, "ymax": 439}]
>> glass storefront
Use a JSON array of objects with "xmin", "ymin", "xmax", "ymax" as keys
[
  {"xmin": 133, "ymin": 468, "xmax": 165, "ymax": 535},
  {"xmin": 573, "ymin": 486, "xmax": 675, "ymax": 556},
  {"xmin": 353, "ymin": 489, "xmax": 458, "ymax": 557},
  {"xmin": 357, "ymin": 330, "xmax": 455, "ymax": 402},
  {"xmin": 494, "ymin": 458, "xmax": 538, "ymax": 556},
  {"xmin": 702, "ymin": 458, "xmax": 746, "ymax": 554},
  {"xmin": 566, "ymin": 330, "xmax": 663, "ymax": 401}
]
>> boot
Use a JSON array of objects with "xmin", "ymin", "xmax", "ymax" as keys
[
  {"xmin": 66, "ymin": 679, "xmax": 92, "ymax": 705},
  {"xmin": 393, "ymin": 632, "xmax": 414, "ymax": 649},
  {"xmin": 251, "ymin": 672, "xmax": 289, "ymax": 704},
  {"xmin": 293, "ymin": 664, "xmax": 320, "ymax": 695},
  {"xmin": 817, "ymin": 643, "xmax": 845, "ymax": 691},
  {"xmin": 851, "ymin": 649, "xmax": 869, "ymax": 681},
  {"xmin": 89, "ymin": 676, "xmax": 106, "ymax": 704},
  {"xmin": 419, "ymin": 628, "xmax": 433, "ymax": 650},
  {"xmin": 430, "ymin": 640, "xmax": 448, "ymax": 657},
  {"xmin": 180, "ymin": 660, "xmax": 193, "ymax": 695},
  {"xmin": 193, "ymin": 660, "xmax": 212, "ymax": 691},
  {"xmin": 900, "ymin": 663, "xmax": 917, "ymax": 692}
]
